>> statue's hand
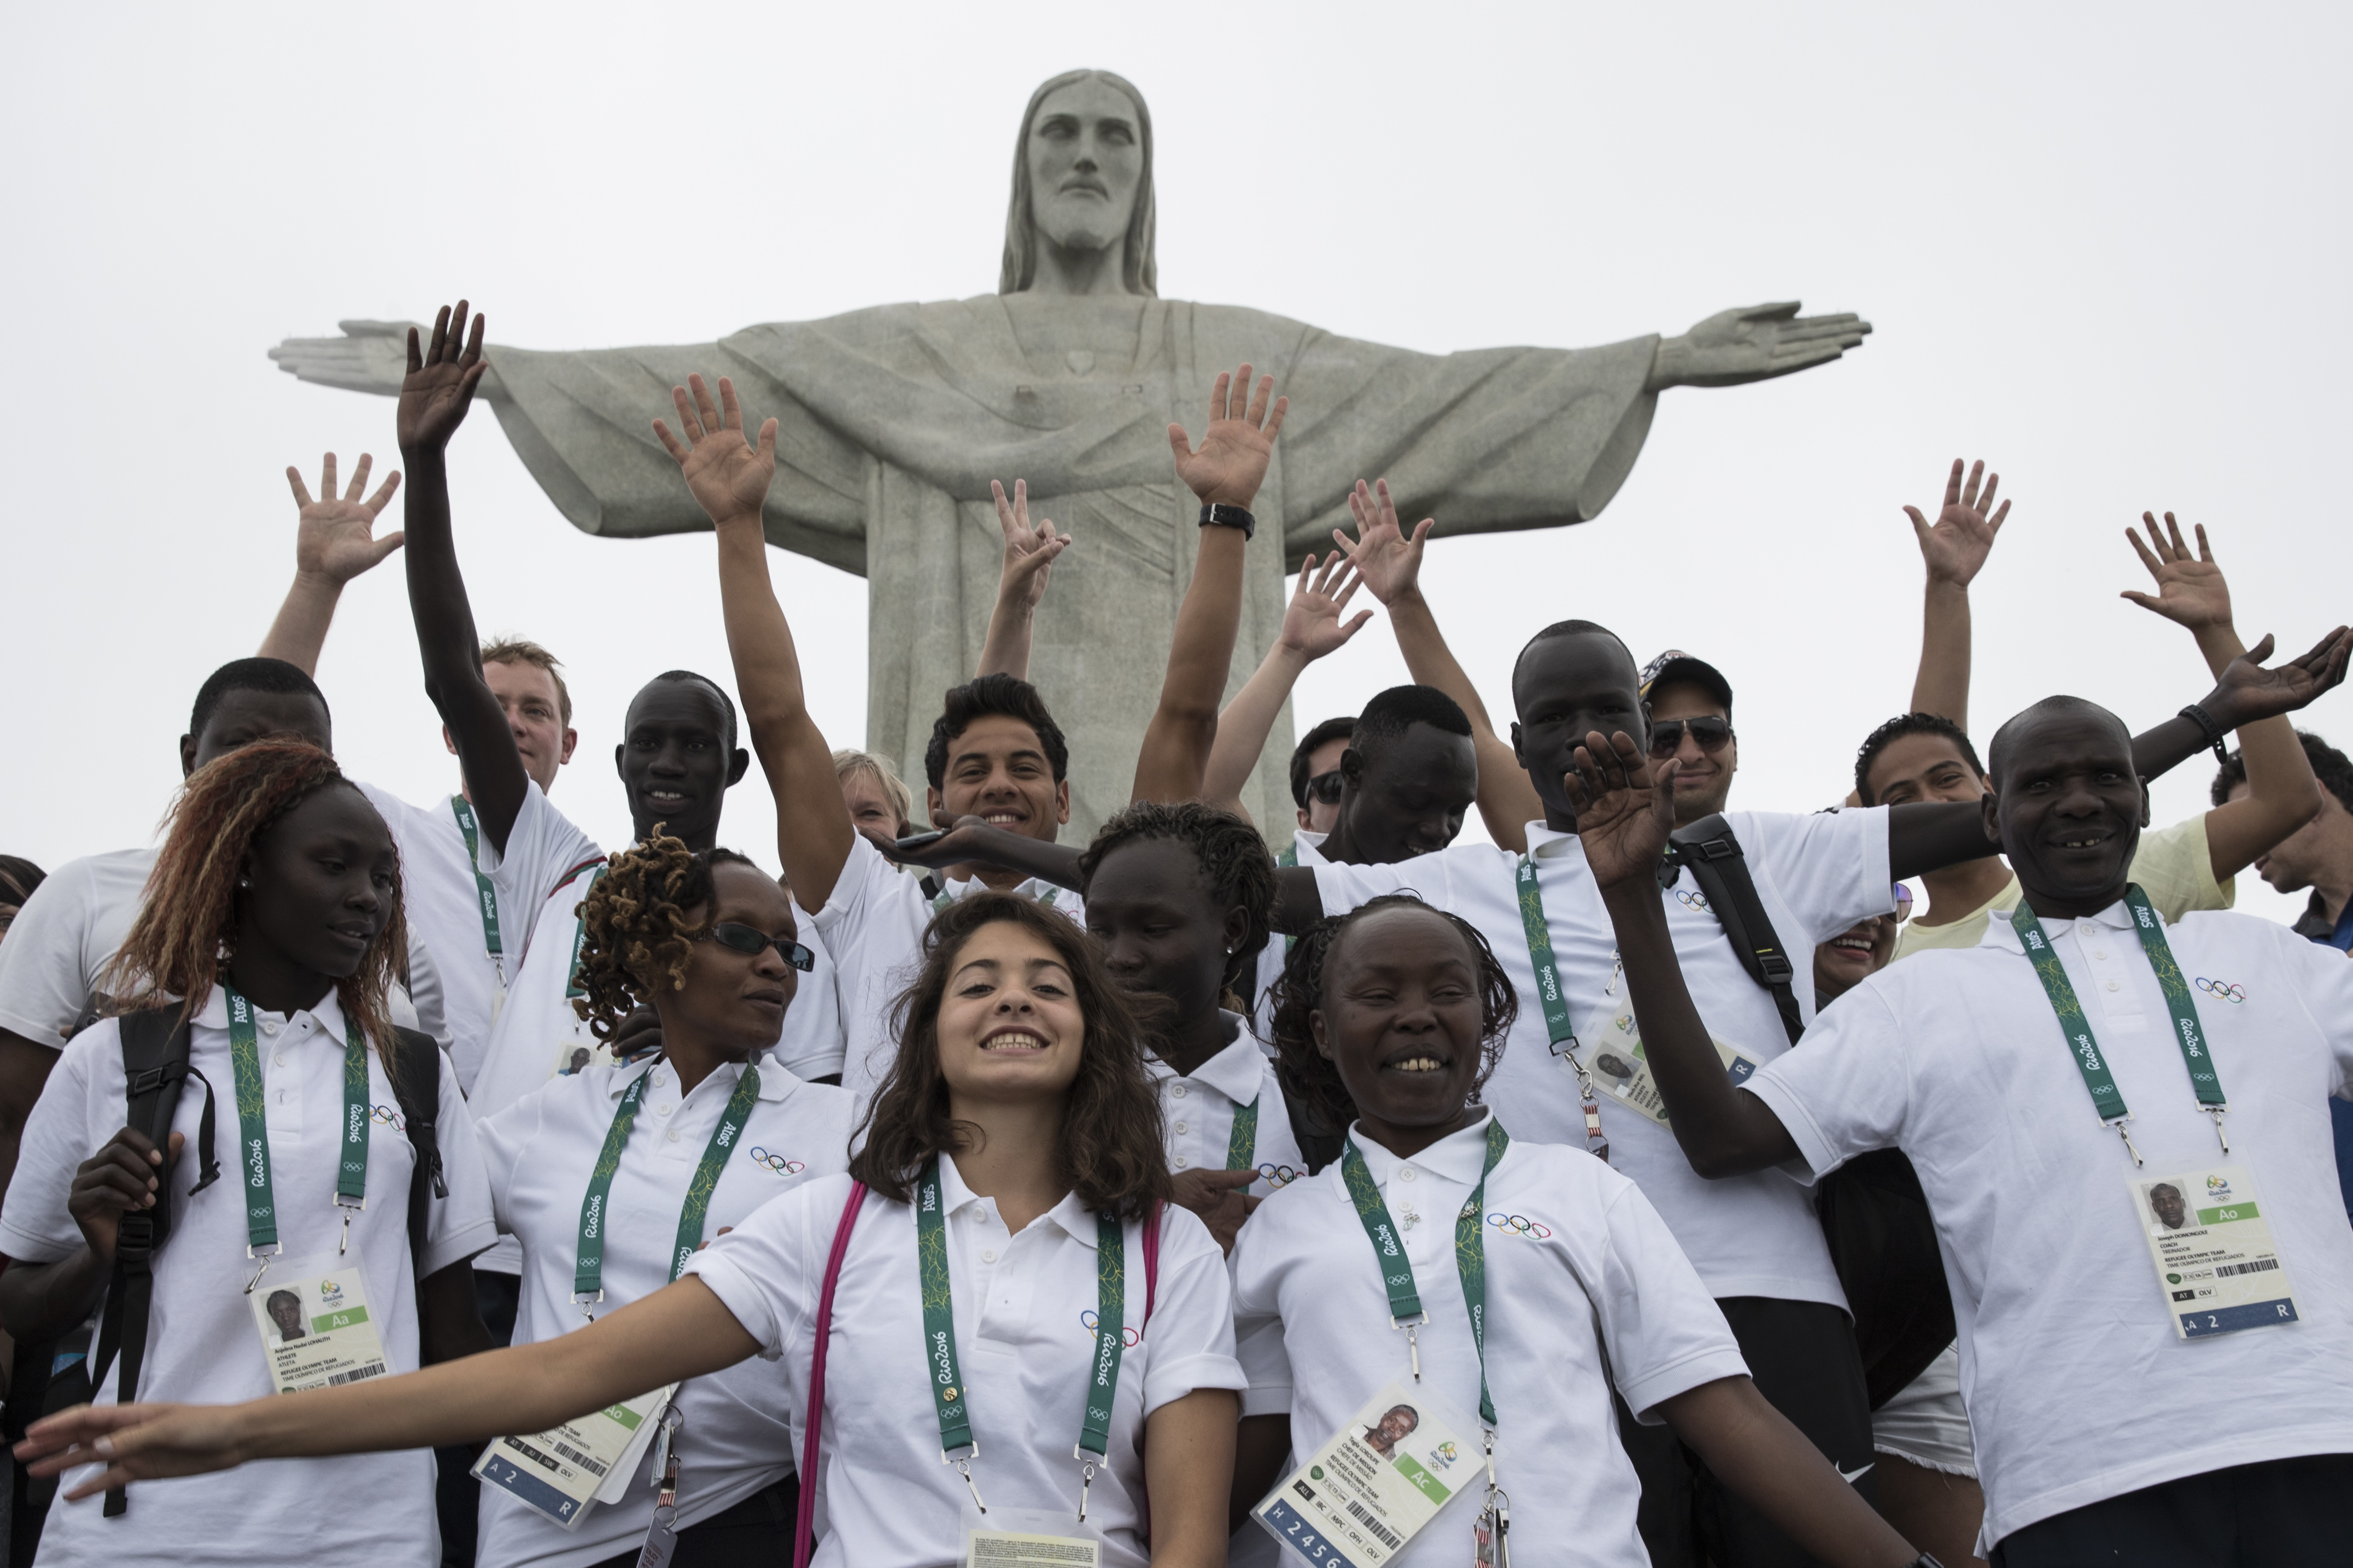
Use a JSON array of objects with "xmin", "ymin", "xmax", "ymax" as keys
[
  {"xmin": 1649, "ymin": 302, "xmax": 1871, "ymax": 391},
  {"xmin": 1565, "ymin": 731, "xmax": 1678, "ymax": 894},
  {"xmin": 1905, "ymin": 458, "xmax": 2009, "ymax": 589},
  {"xmin": 270, "ymin": 320, "xmax": 420, "ymax": 397},
  {"xmin": 284, "ymin": 452, "xmax": 404, "ymax": 586},
  {"xmin": 653, "ymin": 374, "xmax": 777, "ymax": 530},
  {"xmin": 397, "ymin": 303, "xmax": 488, "ymax": 455},
  {"xmin": 1332, "ymin": 478, "xmax": 1431, "ymax": 606},
  {"xmin": 1167, "ymin": 363, "xmax": 1287, "ymax": 510}
]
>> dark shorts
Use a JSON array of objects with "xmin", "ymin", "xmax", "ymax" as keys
[
  {"xmin": 1991, "ymin": 1452, "xmax": 2353, "ymax": 1567},
  {"xmin": 1617, "ymin": 1295, "xmax": 1876, "ymax": 1568},
  {"xmin": 588, "ymin": 1476, "xmax": 801, "ymax": 1568}
]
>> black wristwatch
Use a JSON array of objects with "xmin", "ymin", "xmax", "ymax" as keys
[
  {"xmin": 1198, "ymin": 502, "xmax": 1255, "ymax": 541},
  {"xmin": 2178, "ymin": 702, "xmax": 2231, "ymax": 765}
]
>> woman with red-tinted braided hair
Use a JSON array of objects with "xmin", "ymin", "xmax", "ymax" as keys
[{"xmin": 0, "ymin": 739, "xmax": 498, "ymax": 1568}]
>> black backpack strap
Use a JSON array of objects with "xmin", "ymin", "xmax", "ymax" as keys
[
  {"xmin": 1281, "ymin": 1084, "xmax": 1343, "ymax": 1177},
  {"xmin": 1666, "ymin": 814, "xmax": 1806, "ymax": 1047},
  {"xmin": 387, "ymin": 1027, "xmax": 444, "ymax": 1279}
]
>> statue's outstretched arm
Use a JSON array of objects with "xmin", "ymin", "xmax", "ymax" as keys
[
  {"xmin": 1647, "ymin": 301, "xmax": 1871, "ymax": 392},
  {"xmin": 271, "ymin": 321, "xmax": 441, "ymax": 397}
]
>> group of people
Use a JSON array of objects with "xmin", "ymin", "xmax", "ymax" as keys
[{"xmin": 0, "ymin": 299, "xmax": 2346, "ymax": 1568}]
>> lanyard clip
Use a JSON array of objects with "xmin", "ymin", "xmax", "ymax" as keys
[
  {"xmin": 336, "ymin": 1195, "xmax": 365, "ymax": 1254},
  {"xmin": 573, "ymin": 1290, "xmax": 604, "ymax": 1323},
  {"xmin": 2207, "ymin": 1105, "xmax": 2231, "ymax": 1155},
  {"xmin": 2109, "ymin": 1117, "xmax": 2144, "ymax": 1168},
  {"xmin": 243, "ymin": 1242, "xmax": 283, "ymax": 1294},
  {"xmin": 650, "ymin": 1405, "xmax": 683, "ymax": 1517},
  {"xmin": 1074, "ymin": 1454, "xmax": 1099, "ymax": 1522},
  {"xmin": 946, "ymin": 1450, "xmax": 987, "ymax": 1514},
  {"xmin": 1391, "ymin": 1313, "xmax": 1430, "ymax": 1382}
]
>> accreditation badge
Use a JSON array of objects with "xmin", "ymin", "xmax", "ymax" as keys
[
  {"xmin": 2133, "ymin": 1165, "xmax": 2300, "ymax": 1340},
  {"xmin": 958, "ymin": 1511, "xmax": 1104, "ymax": 1566},
  {"xmin": 247, "ymin": 1256, "xmax": 392, "ymax": 1395},
  {"xmin": 1251, "ymin": 1379, "xmax": 1482, "ymax": 1567},
  {"xmin": 546, "ymin": 1026, "xmax": 623, "ymax": 1085},
  {"xmin": 472, "ymin": 1383, "xmax": 677, "ymax": 1528},
  {"xmin": 1568, "ymin": 1002, "xmax": 1759, "ymax": 1127}
]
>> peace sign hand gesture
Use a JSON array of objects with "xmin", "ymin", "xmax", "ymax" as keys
[
  {"xmin": 990, "ymin": 479, "xmax": 1070, "ymax": 613},
  {"xmin": 396, "ymin": 302, "xmax": 488, "ymax": 456},
  {"xmin": 2121, "ymin": 512, "xmax": 2233, "ymax": 637},
  {"xmin": 654, "ymin": 374, "xmax": 778, "ymax": 532},
  {"xmin": 1333, "ymin": 479, "xmax": 1432, "ymax": 606},
  {"xmin": 284, "ymin": 451, "xmax": 403, "ymax": 586},
  {"xmin": 1278, "ymin": 553, "xmax": 1374, "ymax": 661},
  {"xmin": 1167, "ymin": 363, "xmax": 1287, "ymax": 510},
  {"xmin": 1565, "ymin": 730, "xmax": 1678, "ymax": 894},
  {"xmin": 1905, "ymin": 458, "xmax": 2009, "ymax": 589}
]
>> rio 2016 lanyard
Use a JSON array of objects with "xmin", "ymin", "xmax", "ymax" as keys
[
  {"xmin": 572, "ymin": 1061, "xmax": 763, "ymax": 1316},
  {"xmin": 563, "ymin": 866, "xmax": 608, "ymax": 1003},
  {"xmin": 448, "ymin": 796, "xmax": 506, "ymax": 989},
  {"xmin": 1226, "ymin": 1096, "xmax": 1260, "ymax": 1174},
  {"xmin": 916, "ymin": 1159, "xmax": 1124, "ymax": 1522},
  {"xmin": 1514, "ymin": 856, "xmax": 1608, "ymax": 1159},
  {"xmin": 2011, "ymin": 884, "xmax": 2228, "ymax": 1166},
  {"xmin": 225, "ymin": 983, "xmax": 371, "ymax": 1284}
]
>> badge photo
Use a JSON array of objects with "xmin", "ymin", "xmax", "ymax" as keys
[{"xmin": 1252, "ymin": 1379, "xmax": 1484, "ymax": 1568}]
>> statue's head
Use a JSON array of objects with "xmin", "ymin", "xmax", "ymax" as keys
[{"xmin": 1000, "ymin": 69, "xmax": 1157, "ymax": 297}]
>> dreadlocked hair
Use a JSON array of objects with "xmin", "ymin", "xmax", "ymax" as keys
[
  {"xmin": 852, "ymin": 892, "xmax": 1172, "ymax": 1220},
  {"xmin": 570, "ymin": 834, "xmax": 759, "ymax": 1040},
  {"xmin": 1076, "ymin": 800, "xmax": 1276, "ymax": 960},
  {"xmin": 1268, "ymin": 894, "xmax": 1519, "ymax": 1134},
  {"xmin": 103, "ymin": 740, "xmax": 409, "ymax": 1070}
]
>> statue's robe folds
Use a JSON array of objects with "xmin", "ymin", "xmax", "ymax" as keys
[{"xmin": 485, "ymin": 293, "xmax": 1660, "ymax": 843}]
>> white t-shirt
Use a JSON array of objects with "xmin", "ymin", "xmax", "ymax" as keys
[
  {"xmin": 811, "ymin": 833, "xmax": 1085, "ymax": 1109},
  {"xmin": 682, "ymin": 1162, "xmax": 1245, "ymax": 1568},
  {"xmin": 1231, "ymin": 1113, "xmax": 1748, "ymax": 1568},
  {"xmin": 476, "ymin": 1053, "xmax": 854, "ymax": 1568},
  {"xmin": 1313, "ymin": 810, "xmax": 1894, "ymax": 1306},
  {"xmin": 1745, "ymin": 901, "xmax": 2353, "ymax": 1551},
  {"xmin": 1147, "ymin": 1016, "xmax": 1309, "ymax": 1197},
  {"xmin": 1246, "ymin": 829, "xmax": 1327, "ymax": 1033},
  {"xmin": 0, "ymin": 988, "xmax": 497, "ymax": 1568}
]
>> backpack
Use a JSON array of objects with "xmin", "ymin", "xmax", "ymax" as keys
[
  {"xmin": 87, "ymin": 1006, "xmax": 447, "ymax": 1516},
  {"xmin": 1665, "ymin": 815, "xmax": 1956, "ymax": 1411}
]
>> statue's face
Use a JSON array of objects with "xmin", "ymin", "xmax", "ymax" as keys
[{"xmin": 1026, "ymin": 78, "xmax": 1141, "ymax": 255}]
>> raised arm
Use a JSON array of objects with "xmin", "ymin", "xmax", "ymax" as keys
[
  {"xmin": 1570, "ymin": 732, "xmax": 1801, "ymax": 1177},
  {"xmin": 1335, "ymin": 479, "xmax": 1543, "ymax": 851},
  {"xmin": 391, "ymin": 302, "xmax": 530, "ymax": 851},
  {"xmin": 1132, "ymin": 365, "xmax": 1286, "ymax": 804},
  {"xmin": 254, "ymin": 452, "xmax": 404, "ymax": 675},
  {"xmin": 1901, "ymin": 457, "xmax": 2009, "ymax": 726},
  {"xmin": 2122, "ymin": 514, "xmax": 2336, "ymax": 877},
  {"xmin": 973, "ymin": 479, "xmax": 1070, "ymax": 680},
  {"xmin": 655, "ymin": 375, "xmax": 856, "ymax": 909},
  {"xmin": 1201, "ymin": 552, "xmax": 1372, "ymax": 820}
]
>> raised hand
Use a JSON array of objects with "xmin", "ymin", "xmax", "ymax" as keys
[
  {"xmin": 2204, "ymin": 627, "xmax": 2353, "ymax": 730},
  {"xmin": 1277, "ymin": 552, "xmax": 1373, "ymax": 661},
  {"xmin": 397, "ymin": 303, "xmax": 488, "ymax": 455},
  {"xmin": 1167, "ymin": 363, "xmax": 1287, "ymax": 509},
  {"xmin": 1564, "ymin": 730, "xmax": 1679, "ymax": 891},
  {"xmin": 284, "ymin": 453, "xmax": 403, "ymax": 585},
  {"xmin": 1906, "ymin": 458, "xmax": 2009, "ymax": 588},
  {"xmin": 2121, "ymin": 512, "xmax": 2232, "ymax": 636},
  {"xmin": 654, "ymin": 374, "xmax": 778, "ymax": 530},
  {"xmin": 991, "ymin": 479, "xmax": 1070, "ymax": 613},
  {"xmin": 1648, "ymin": 302, "xmax": 1871, "ymax": 391},
  {"xmin": 1332, "ymin": 479, "xmax": 1432, "ymax": 606}
]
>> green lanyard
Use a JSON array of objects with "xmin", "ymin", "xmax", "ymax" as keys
[
  {"xmin": 224, "ymin": 983, "xmax": 370, "ymax": 1260},
  {"xmin": 563, "ymin": 867, "xmax": 607, "ymax": 1001},
  {"xmin": 571, "ymin": 1060, "xmax": 763, "ymax": 1312},
  {"xmin": 1226, "ymin": 1096, "xmax": 1260, "ymax": 1173},
  {"xmin": 2011, "ymin": 884, "xmax": 2229, "ymax": 1166},
  {"xmin": 1339, "ymin": 1119, "xmax": 1510, "ymax": 1428},
  {"xmin": 1514, "ymin": 856, "xmax": 1608, "ymax": 1156},
  {"xmin": 916, "ymin": 1159, "xmax": 1125, "ymax": 1520},
  {"xmin": 448, "ymin": 796, "xmax": 506, "ymax": 985}
]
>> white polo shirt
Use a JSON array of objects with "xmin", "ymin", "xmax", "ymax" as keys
[
  {"xmin": 0, "ymin": 988, "xmax": 497, "ymax": 1568},
  {"xmin": 1231, "ymin": 1113, "xmax": 1748, "ymax": 1568},
  {"xmin": 1246, "ymin": 829, "xmax": 1328, "ymax": 1031},
  {"xmin": 1313, "ymin": 809, "xmax": 1893, "ymax": 1307},
  {"xmin": 681, "ymin": 1162, "xmax": 1244, "ymax": 1568},
  {"xmin": 811, "ymin": 833, "xmax": 1085, "ymax": 1109},
  {"xmin": 476, "ymin": 1053, "xmax": 853, "ymax": 1568},
  {"xmin": 1148, "ymin": 1015, "xmax": 1309, "ymax": 1197},
  {"xmin": 1745, "ymin": 901, "xmax": 2353, "ymax": 1551}
]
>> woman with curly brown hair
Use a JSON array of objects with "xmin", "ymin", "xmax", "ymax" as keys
[
  {"xmin": 470, "ymin": 833, "xmax": 851, "ymax": 1568},
  {"xmin": 0, "ymin": 740, "xmax": 497, "ymax": 1568},
  {"xmin": 1226, "ymin": 894, "xmax": 1923, "ymax": 1568},
  {"xmin": 22, "ymin": 897, "xmax": 1249, "ymax": 1568}
]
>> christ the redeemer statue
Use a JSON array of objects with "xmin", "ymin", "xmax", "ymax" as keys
[{"xmin": 271, "ymin": 69, "xmax": 1867, "ymax": 843}]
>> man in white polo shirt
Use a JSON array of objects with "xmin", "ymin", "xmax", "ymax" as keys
[{"xmin": 1582, "ymin": 691, "xmax": 2353, "ymax": 1565}]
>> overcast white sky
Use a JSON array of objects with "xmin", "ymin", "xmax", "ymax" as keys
[{"xmin": 3, "ymin": 2, "xmax": 2346, "ymax": 926}]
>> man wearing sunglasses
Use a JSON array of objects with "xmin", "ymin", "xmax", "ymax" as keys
[
  {"xmin": 1641, "ymin": 651, "xmax": 1742, "ymax": 826},
  {"xmin": 1289, "ymin": 717, "xmax": 1355, "ymax": 836}
]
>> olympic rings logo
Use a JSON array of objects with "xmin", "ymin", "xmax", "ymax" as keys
[
  {"xmin": 1485, "ymin": 1213, "xmax": 1552, "ymax": 1240},
  {"xmin": 747, "ymin": 1146, "xmax": 806, "ymax": 1174},
  {"xmin": 1673, "ymin": 889, "xmax": 1712, "ymax": 912},
  {"xmin": 2193, "ymin": 978, "xmax": 2247, "ymax": 1004},
  {"xmin": 1080, "ymin": 1309, "xmax": 1143, "ymax": 1348},
  {"xmin": 1257, "ymin": 1163, "xmax": 1303, "ymax": 1188},
  {"xmin": 368, "ymin": 1103, "xmax": 405, "ymax": 1129}
]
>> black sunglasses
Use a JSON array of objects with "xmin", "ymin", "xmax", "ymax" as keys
[
  {"xmin": 1305, "ymin": 769, "xmax": 1345, "ymax": 806},
  {"xmin": 699, "ymin": 921, "xmax": 815, "ymax": 972},
  {"xmin": 1647, "ymin": 717, "xmax": 1734, "ymax": 759}
]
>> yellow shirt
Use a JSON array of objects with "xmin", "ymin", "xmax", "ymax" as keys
[{"xmin": 1892, "ymin": 813, "xmax": 2233, "ymax": 964}]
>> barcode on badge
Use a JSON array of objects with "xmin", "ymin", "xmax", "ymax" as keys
[
  {"xmin": 2216, "ymin": 1258, "xmax": 2280, "ymax": 1278},
  {"xmin": 326, "ymin": 1363, "xmax": 387, "ymax": 1387},
  {"xmin": 552, "ymin": 1438, "xmax": 610, "ymax": 1477},
  {"xmin": 1344, "ymin": 1497, "xmax": 1404, "ymax": 1551}
]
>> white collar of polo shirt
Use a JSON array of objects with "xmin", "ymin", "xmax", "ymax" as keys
[
  {"xmin": 1148, "ymin": 1012, "xmax": 1263, "ymax": 1105},
  {"xmin": 933, "ymin": 1144, "xmax": 1111, "ymax": 1247},
  {"xmin": 190, "ymin": 984, "xmax": 350, "ymax": 1037},
  {"xmin": 1525, "ymin": 821, "xmax": 1584, "ymax": 863},
  {"xmin": 605, "ymin": 1051, "xmax": 797, "ymax": 1105},
  {"xmin": 1342, "ymin": 1108, "xmax": 1498, "ymax": 1193},
  {"xmin": 1981, "ymin": 897, "xmax": 2137, "ymax": 954}
]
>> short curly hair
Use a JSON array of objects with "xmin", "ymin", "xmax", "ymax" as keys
[
  {"xmin": 1076, "ymin": 800, "xmax": 1275, "ymax": 961},
  {"xmin": 570, "ymin": 835, "xmax": 760, "ymax": 1039},
  {"xmin": 1268, "ymin": 894, "xmax": 1518, "ymax": 1133}
]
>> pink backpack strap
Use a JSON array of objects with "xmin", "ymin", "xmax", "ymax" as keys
[
  {"xmin": 1142, "ymin": 1197, "xmax": 1162, "ymax": 1331},
  {"xmin": 793, "ymin": 1181, "xmax": 869, "ymax": 1568}
]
